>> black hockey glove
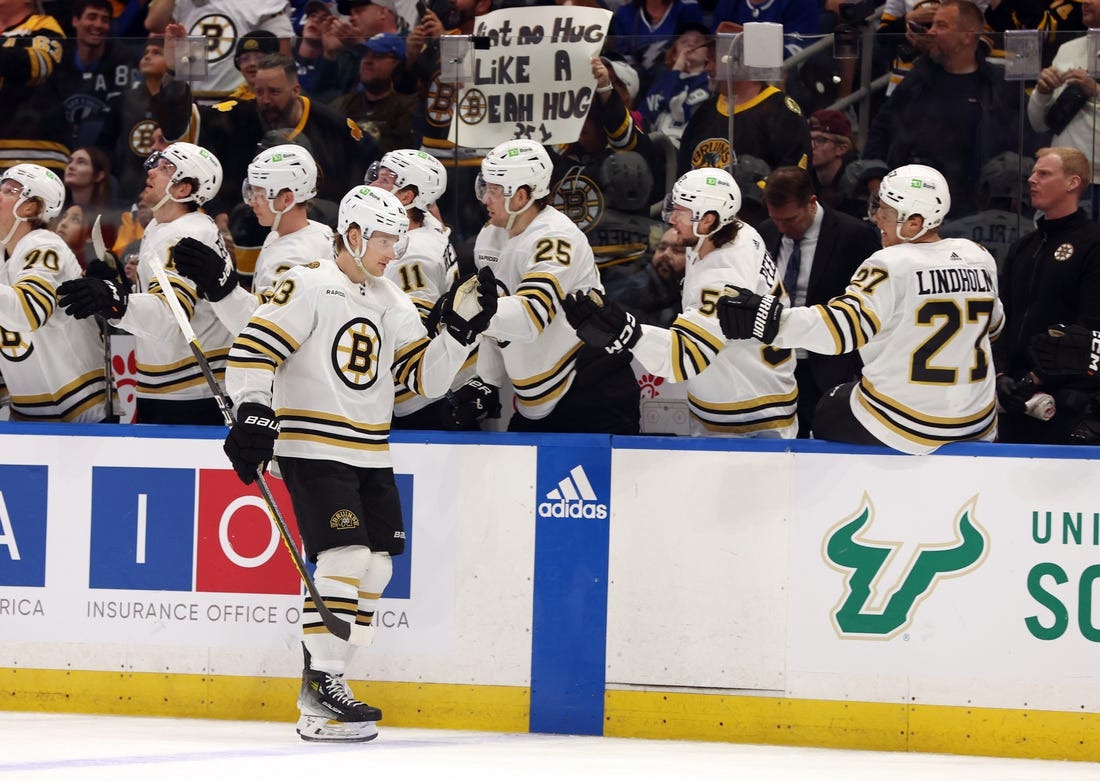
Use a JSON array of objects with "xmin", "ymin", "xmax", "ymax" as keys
[
  {"xmin": 995, "ymin": 372, "xmax": 1038, "ymax": 415},
  {"xmin": 716, "ymin": 285, "xmax": 782, "ymax": 342},
  {"xmin": 172, "ymin": 237, "xmax": 238, "ymax": 302},
  {"xmin": 444, "ymin": 377, "xmax": 501, "ymax": 430},
  {"xmin": 85, "ymin": 252, "xmax": 131, "ymax": 293},
  {"xmin": 57, "ymin": 277, "xmax": 128, "ymax": 320},
  {"xmin": 562, "ymin": 289, "xmax": 641, "ymax": 353},
  {"xmin": 439, "ymin": 266, "xmax": 498, "ymax": 346},
  {"xmin": 222, "ymin": 402, "xmax": 279, "ymax": 485},
  {"xmin": 1029, "ymin": 324, "xmax": 1100, "ymax": 378}
]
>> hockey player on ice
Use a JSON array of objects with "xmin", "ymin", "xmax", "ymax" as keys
[{"xmin": 222, "ymin": 185, "xmax": 496, "ymax": 741}]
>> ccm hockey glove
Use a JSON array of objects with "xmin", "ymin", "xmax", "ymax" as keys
[
  {"xmin": 562, "ymin": 289, "xmax": 640, "ymax": 353},
  {"xmin": 223, "ymin": 402, "xmax": 279, "ymax": 485},
  {"xmin": 57, "ymin": 277, "xmax": 128, "ymax": 320},
  {"xmin": 1029, "ymin": 324, "xmax": 1100, "ymax": 378},
  {"xmin": 173, "ymin": 237, "xmax": 238, "ymax": 302},
  {"xmin": 716, "ymin": 285, "xmax": 782, "ymax": 342}
]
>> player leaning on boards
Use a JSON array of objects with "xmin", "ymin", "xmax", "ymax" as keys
[
  {"xmin": 564, "ymin": 167, "xmax": 799, "ymax": 437},
  {"xmin": 0, "ymin": 164, "xmax": 110, "ymax": 422},
  {"xmin": 221, "ymin": 185, "xmax": 496, "ymax": 743},
  {"xmin": 171, "ymin": 143, "xmax": 334, "ymax": 336},
  {"xmin": 364, "ymin": 149, "xmax": 484, "ymax": 431},
  {"xmin": 715, "ymin": 164, "xmax": 1005, "ymax": 454},
  {"xmin": 58, "ymin": 142, "xmax": 236, "ymax": 425},
  {"xmin": 471, "ymin": 139, "xmax": 641, "ymax": 433}
]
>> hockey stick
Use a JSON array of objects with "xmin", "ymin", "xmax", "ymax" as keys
[
  {"xmin": 90, "ymin": 217, "xmax": 115, "ymax": 421},
  {"xmin": 150, "ymin": 257, "xmax": 370, "ymax": 644}
]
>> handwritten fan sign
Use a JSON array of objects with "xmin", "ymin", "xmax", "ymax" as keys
[{"xmin": 447, "ymin": 6, "xmax": 613, "ymax": 149}]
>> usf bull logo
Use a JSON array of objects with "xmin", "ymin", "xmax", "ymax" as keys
[{"xmin": 825, "ymin": 494, "xmax": 988, "ymax": 638}]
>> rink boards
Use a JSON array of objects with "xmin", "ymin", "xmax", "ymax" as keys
[{"xmin": 1, "ymin": 423, "xmax": 1100, "ymax": 761}]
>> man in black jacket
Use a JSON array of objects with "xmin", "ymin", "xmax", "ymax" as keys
[
  {"xmin": 758, "ymin": 166, "xmax": 882, "ymax": 436},
  {"xmin": 996, "ymin": 146, "xmax": 1100, "ymax": 444},
  {"xmin": 862, "ymin": 0, "xmax": 1017, "ymax": 218}
]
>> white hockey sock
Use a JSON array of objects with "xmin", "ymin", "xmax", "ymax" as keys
[
  {"xmin": 304, "ymin": 545, "xmax": 372, "ymax": 673},
  {"xmin": 352, "ymin": 552, "xmax": 393, "ymax": 648}
]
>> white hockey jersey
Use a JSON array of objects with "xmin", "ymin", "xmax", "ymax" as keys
[
  {"xmin": 211, "ymin": 219, "xmax": 333, "ymax": 336},
  {"xmin": 226, "ymin": 261, "xmax": 474, "ymax": 468},
  {"xmin": 116, "ymin": 212, "xmax": 236, "ymax": 401},
  {"xmin": 632, "ymin": 223, "xmax": 798, "ymax": 437},
  {"xmin": 775, "ymin": 237, "xmax": 1005, "ymax": 454},
  {"xmin": 0, "ymin": 230, "xmax": 107, "ymax": 422},
  {"xmin": 172, "ymin": 0, "xmax": 294, "ymax": 98},
  {"xmin": 473, "ymin": 208, "xmax": 602, "ymax": 420},
  {"xmin": 385, "ymin": 219, "xmax": 471, "ymax": 417}
]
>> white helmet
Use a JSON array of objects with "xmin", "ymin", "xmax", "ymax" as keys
[
  {"xmin": 3, "ymin": 164, "xmax": 65, "ymax": 222},
  {"xmin": 477, "ymin": 139, "xmax": 553, "ymax": 200},
  {"xmin": 150, "ymin": 142, "xmax": 223, "ymax": 206},
  {"xmin": 245, "ymin": 143, "xmax": 318, "ymax": 205},
  {"xmin": 338, "ymin": 185, "xmax": 409, "ymax": 245},
  {"xmin": 877, "ymin": 164, "xmax": 950, "ymax": 241},
  {"xmin": 663, "ymin": 167, "xmax": 741, "ymax": 229},
  {"xmin": 366, "ymin": 149, "xmax": 446, "ymax": 211}
]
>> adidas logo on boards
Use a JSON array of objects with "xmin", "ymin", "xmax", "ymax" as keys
[{"xmin": 537, "ymin": 465, "xmax": 608, "ymax": 519}]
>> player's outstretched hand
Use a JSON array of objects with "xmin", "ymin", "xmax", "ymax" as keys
[
  {"xmin": 1029, "ymin": 324, "xmax": 1100, "ymax": 378},
  {"xmin": 562, "ymin": 289, "xmax": 640, "ymax": 353},
  {"xmin": 57, "ymin": 277, "xmax": 128, "ymax": 320},
  {"xmin": 716, "ymin": 285, "xmax": 782, "ymax": 342},
  {"xmin": 444, "ymin": 377, "xmax": 501, "ymax": 429},
  {"xmin": 440, "ymin": 266, "xmax": 498, "ymax": 345},
  {"xmin": 173, "ymin": 237, "xmax": 238, "ymax": 302},
  {"xmin": 223, "ymin": 402, "xmax": 279, "ymax": 485}
]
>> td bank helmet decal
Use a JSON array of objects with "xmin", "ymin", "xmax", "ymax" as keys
[{"xmin": 824, "ymin": 494, "xmax": 988, "ymax": 638}]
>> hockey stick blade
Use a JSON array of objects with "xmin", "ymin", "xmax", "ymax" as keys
[{"xmin": 150, "ymin": 258, "xmax": 369, "ymax": 644}]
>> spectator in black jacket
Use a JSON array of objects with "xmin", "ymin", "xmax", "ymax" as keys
[{"xmin": 863, "ymin": 0, "xmax": 1018, "ymax": 219}]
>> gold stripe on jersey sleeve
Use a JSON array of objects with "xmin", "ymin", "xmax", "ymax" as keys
[
  {"xmin": 150, "ymin": 279, "xmax": 197, "ymax": 320},
  {"xmin": 517, "ymin": 283, "xmax": 557, "ymax": 316},
  {"xmin": 393, "ymin": 337, "xmax": 431, "ymax": 393},
  {"xmin": 831, "ymin": 297, "xmax": 870, "ymax": 349},
  {"xmin": 518, "ymin": 296, "xmax": 547, "ymax": 332},
  {"xmin": 814, "ymin": 302, "xmax": 847, "ymax": 353},
  {"xmin": 247, "ymin": 317, "xmax": 301, "ymax": 353},
  {"xmin": 514, "ymin": 371, "xmax": 571, "ymax": 407},
  {"xmin": 510, "ymin": 340, "xmax": 582, "ymax": 391},
  {"xmin": 14, "ymin": 277, "xmax": 53, "ymax": 329},
  {"xmin": 669, "ymin": 317, "xmax": 723, "ymax": 382},
  {"xmin": 845, "ymin": 290, "xmax": 881, "ymax": 335}
]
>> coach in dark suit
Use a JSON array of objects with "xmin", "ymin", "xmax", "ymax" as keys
[{"xmin": 758, "ymin": 166, "xmax": 882, "ymax": 437}]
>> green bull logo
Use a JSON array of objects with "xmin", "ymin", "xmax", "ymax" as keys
[{"xmin": 825, "ymin": 494, "xmax": 988, "ymax": 638}]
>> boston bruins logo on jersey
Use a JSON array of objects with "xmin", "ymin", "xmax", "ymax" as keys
[
  {"xmin": 690, "ymin": 138, "xmax": 730, "ymax": 171},
  {"xmin": 1054, "ymin": 243, "xmax": 1074, "ymax": 261},
  {"xmin": 128, "ymin": 119, "xmax": 158, "ymax": 157},
  {"xmin": 190, "ymin": 14, "xmax": 238, "ymax": 63},
  {"xmin": 0, "ymin": 327, "xmax": 33, "ymax": 362},
  {"xmin": 551, "ymin": 174, "xmax": 604, "ymax": 232},
  {"xmin": 425, "ymin": 75, "xmax": 456, "ymax": 128},
  {"xmin": 332, "ymin": 317, "xmax": 381, "ymax": 389}
]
